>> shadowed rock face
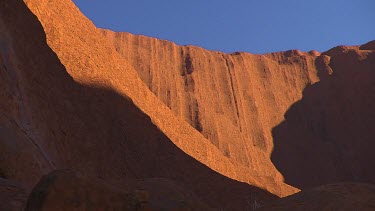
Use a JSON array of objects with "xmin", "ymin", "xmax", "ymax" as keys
[
  {"xmin": 26, "ymin": 170, "xmax": 223, "ymax": 210},
  {"xmin": 0, "ymin": 178, "xmax": 27, "ymax": 211},
  {"xmin": 25, "ymin": 170, "xmax": 142, "ymax": 211},
  {"xmin": 25, "ymin": 170, "xmax": 214, "ymax": 211},
  {"xmin": 360, "ymin": 40, "xmax": 375, "ymax": 50},
  {"xmin": 258, "ymin": 183, "xmax": 375, "ymax": 211},
  {"xmin": 272, "ymin": 47, "xmax": 375, "ymax": 189}
]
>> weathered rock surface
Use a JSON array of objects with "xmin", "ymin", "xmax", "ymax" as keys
[
  {"xmin": 102, "ymin": 31, "xmax": 320, "ymax": 184},
  {"xmin": 1, "ymin": 0, "xmax": 375, "ymax": 209},
  {"xmin": 21, "ymin": 0, "xmax": 296, "ymax": 197},
  {"xmin": 258, "ymin": 183, "xmax": 375, "ymax": 211},
  {"xmin": 102, "ymin": 20, "xmax": 375, "ymax": 194},
  {"xmin": 102, "ymin": 25, "xmax": 375, "ymax": 191},
  {"xmin": 0, "ymin": 0, "xmax": 278, "ymax": 210}
]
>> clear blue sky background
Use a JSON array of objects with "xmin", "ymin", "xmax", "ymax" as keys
[{"xmin": 72, "ymin": 0, "xmax": 375, "ymax": 54}]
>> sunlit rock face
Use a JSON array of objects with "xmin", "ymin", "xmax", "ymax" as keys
[
  {"xmin": 20, "ymin": 0, "xmax": 298, "ymax": 197},
  {"xmin": 102, "ymin": 27, "xmax": 375, "ymax": 192},
  {"xmin": 0, "ymin": 0, "xmax": 374, "ymax": 209}
]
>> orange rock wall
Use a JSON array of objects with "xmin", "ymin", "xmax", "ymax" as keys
[
  {"xmin": 0, "ymin": 1, "xmax": 280, "ymax": 209},
  {"xmin": 102, "ymin": 30, "xmax": 321, "ymax": 178},
  {"xmin": 19, "ymin": 0, "xmax": 297, "ymax": 197}
]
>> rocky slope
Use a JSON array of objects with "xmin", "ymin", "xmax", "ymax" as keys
[{"xmin": 0, "ymin": 0, "xmax": 375, "ymax": 210}]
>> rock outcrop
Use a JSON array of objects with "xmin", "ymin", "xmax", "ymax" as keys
[
  {"xmin": 21, "ymin": 0, "xmax": 296, "ymax": 197},
  {"xmin": 1, "ymin": 0, "xmax": 375, "ymax": 209},
  {"xmin": 0, "ymin": 0, "xmax": 277, "ymax": 209},
  {"xmin": 102, "ymin": 23, "xmax": 375, "ymax": 193},
  {"xmin": 102, "ymin": 31, "xmax": 320, "ymax": 182}
]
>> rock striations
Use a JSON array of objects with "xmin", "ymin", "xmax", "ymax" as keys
[
  {"xmin": 102, "ymin": 29, "xmax": 375, "ymax": 192},
  {"xmin": 0, "ymin": 0, "xmax": 374, "ymax": 210},
  {"xmin": 101, "ymin": 31, "xmax": 322, "ymax": 193},
  {"xmin": 1, "ymin": 0, "xmax": 278, "ymax": 209},
  {"xmin": 22, "ymin": 0, "xmax": 296, "ymax": 197}
]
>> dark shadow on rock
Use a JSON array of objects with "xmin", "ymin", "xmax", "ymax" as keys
[
  {"xmin": 258, "ymin": 182, "xmax": 375, "ymax": 211},
  {"xmin": 0, "ymin": 1, "xmax": 277, "ymax": 210},
  {"xmin": 271, "ymin": 47, "xmax": 375, "ymax": 189},
  {"xmin": 0, "ymin": 178, "xmax": 27, "ymax": 211}
]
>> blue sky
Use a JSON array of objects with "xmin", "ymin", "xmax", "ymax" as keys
[{"xmin": 72, "ymin": 0, "xmax": 375, "ymax": 54}]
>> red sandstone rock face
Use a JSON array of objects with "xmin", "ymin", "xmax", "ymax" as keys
[
  {"xmin": 102, "ymin": 31, "xmax": 320, "ymax": 171},
  {"xmin": 101, "ymin": 23, "xmax": 375, "ymax": 194},
  {"xmin": 0, "ymin": 0, "xmax": 278, "ymax": 210},
  {"xmin": 1, "ymin": 0, "xmax": 375, "ymax": 209},
  {"xmin": 21, "ymin": 0, "xmax": 297, "ymax": 197},
  {"xmin": 101, "ymin": 30, "xmax": 325, "ymax": 197}
]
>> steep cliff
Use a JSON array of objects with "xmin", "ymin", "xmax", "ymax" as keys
[
  {"xmin": 101, "ymin": 30, "xmax": 322, "ymax": 190},
  {"xmin": 20, "ymin": 0, "xmax": 297, "ymax": 197},
  {"xmin": 1, "ymin": 0, "xmax": 375, "ymax": 209},
  {"xmin": 101, "ymin": 24, "xmax": 375, "ymax": 193},
  {"xmin": 0, "ymin": 0, "xmax": 282, "ymax": 209},
  {"xmin": 102, "ymin": 31, "xmax": 320, "ymax": 170}
]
